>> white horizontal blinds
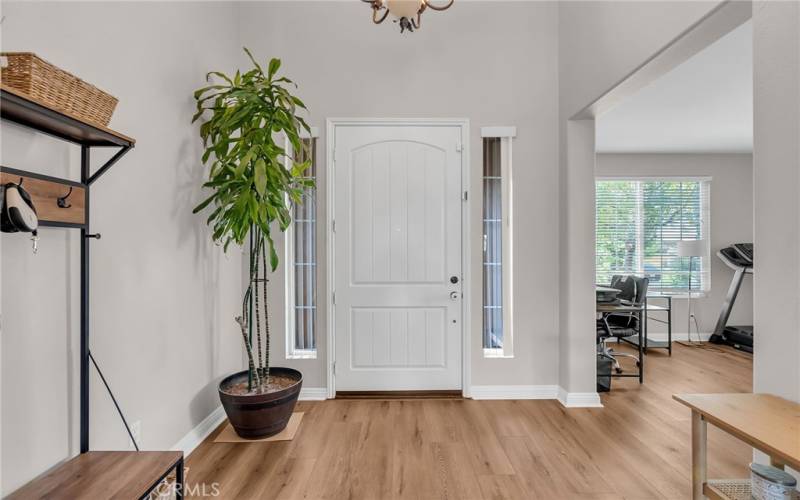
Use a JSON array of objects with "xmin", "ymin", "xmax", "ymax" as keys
[
  {"xmin": 595, "ymin": 179, "xmax": 710, "ymax": 293},
  {"xmin": 293, "ymin": 138, "xmax": 317, "ymax": 351},
  {"xmin": 643, "ymin": 180, "xmax": 709, "ymax": 292},
  {"xmin": 596, "ymin": 180, "xmax": 642, "ymax": 286},
  {"xmin": 482, "ymin": 138, "xmax": 503, "ymax": 349}
]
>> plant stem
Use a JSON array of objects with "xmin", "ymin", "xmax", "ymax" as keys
[
  {"xmin": 243, "ymin": 226, "xmax": 264, "ymax": 390},
  {"xmin": 253, "ymin": 229, "xmax": 264, "ymax": 381},
  {"xmin": 235, "ymin": 315, "xmax": 260, "ymax": 390},
  {"xmin": 262, "ymin": 236, "xmax": 270, "ymax": 383}
]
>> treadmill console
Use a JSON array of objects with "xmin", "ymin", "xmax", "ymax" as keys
[
  {"xmin": 719, "ymin": 243, "xmax": 753, "ymax": 270},
  {"xmin": 732, "ymin": 243, "xmax": 753, "ymax": 265}
]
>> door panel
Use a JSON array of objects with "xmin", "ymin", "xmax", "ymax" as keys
[
  {"xmin": 350, "ymin": 307, "xmax": 445, "ymax": 368},
  {"xmin": 351, "ymin": 142, "xmax": 446, "ymax": 284},
  {"xmin": 334, "ymin": 124, "xmax": 463, "ymax": 391}
]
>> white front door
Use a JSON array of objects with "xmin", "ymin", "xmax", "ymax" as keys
[{"xmin": 333, "ymin": 123, "xmax": 464, "ymax": 391}]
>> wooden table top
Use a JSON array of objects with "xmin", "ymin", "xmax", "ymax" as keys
[
  {"xmin": 8, "ymin": 451, "xmax": 182, "ymax": 499},
  {"xmin": 673, "ymin": 393, "xmax": 800, "ymax": 471},
  {"xmin": 596, "ymin": 302, "xmax": 644, "ymax": 313}
]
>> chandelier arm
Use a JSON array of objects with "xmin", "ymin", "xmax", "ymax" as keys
[
  {"xmin": 422, "ymin": 0, "xmax": 454, "ymax": 11},
  {"xmin": 411, "ymin": 12, "xmax": 421, "ymax": 29},
  {"xmin": 373, "ymin": 7, "xmax": 390, "ymax": 24}
]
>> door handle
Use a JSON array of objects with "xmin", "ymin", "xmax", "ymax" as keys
[{"xmin": 450, "ymin": 291, "xmax": 460, "ymax": 301}]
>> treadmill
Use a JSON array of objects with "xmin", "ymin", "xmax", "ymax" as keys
[{"xmin": 710, "ymin": 243, "xmax": 753, "ymax": 352}]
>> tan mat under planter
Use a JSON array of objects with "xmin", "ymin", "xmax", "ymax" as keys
[{"xmin": 214, "ymin": 412, "xmax": 304, "ymax": 443}]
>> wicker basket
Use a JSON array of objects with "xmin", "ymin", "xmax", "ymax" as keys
[{"xmin": 0, "ymin": 52, "xmax": 118, "ymax": 127}]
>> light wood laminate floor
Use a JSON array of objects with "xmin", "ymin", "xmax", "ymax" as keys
[{"xmin": 185, "ymin": 343, "xmax": 752, "ymax": 499}]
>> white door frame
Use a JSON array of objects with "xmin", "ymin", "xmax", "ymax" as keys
[{"xmin": 325, "ymin": 118, "xmax": 471, "ymax": 398}]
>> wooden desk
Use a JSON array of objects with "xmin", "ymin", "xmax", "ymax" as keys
[
  {"xmin": 8, "ymin": 451, "xmax": 184, "ymax": 499},
  {"xmin": 673, "ymin": 393, "xmax": 800, "ymax": 500}
]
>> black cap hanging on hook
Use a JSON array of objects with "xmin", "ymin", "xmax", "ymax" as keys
[{"xmin": 1, "ymin": 178, "xmax": 40, "ymax": 253}]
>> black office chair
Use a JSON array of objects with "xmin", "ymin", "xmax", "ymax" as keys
[{"xmin": 597, "ymin": 275, "xmax": 649, "ymax": 374}]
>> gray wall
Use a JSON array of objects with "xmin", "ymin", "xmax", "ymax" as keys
[
  {"xmin": 1, "ymin": 2, "xmax": 244, "ymax": 493},
  {"xmin": 752, "ymin": 0, "xmax": 800, "ymax": 403},
  {"xmin": 237, "ymin": 1, "xmax": 562, "ymax": 389},
  {"xmin": 595, "ymin": 153, "xmax": 754, "ymax": 337}
]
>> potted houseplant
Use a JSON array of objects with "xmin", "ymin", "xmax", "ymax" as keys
[{"xmin": 192, "ymin": 48, "xmax": 312, "ymax": 439}]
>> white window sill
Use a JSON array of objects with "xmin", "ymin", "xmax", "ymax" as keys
[
  {"xmin": 483, "ymin": 348, "xmax": 514, "ymax": 359},
  {"xmin": 287, "ymin": 349, "xmax": 317, "ymax": 360}
]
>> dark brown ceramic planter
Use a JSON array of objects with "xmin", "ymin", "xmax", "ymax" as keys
[{"xmin": 218, "ymin": 367, "xmax": 302, "ymax": 439}]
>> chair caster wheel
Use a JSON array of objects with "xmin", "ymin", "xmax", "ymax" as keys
[
  {"xmin": 615, "ymin": 367, "xmax": 623, "ymax": 374},
  {"xmin": 636, "ymin": 361, "xmax": 641, "ymax": 367}
]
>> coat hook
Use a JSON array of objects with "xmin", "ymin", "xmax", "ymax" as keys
[{"xmin": 57, "ymin": 186, "xmax": 73, "ymax": 208}]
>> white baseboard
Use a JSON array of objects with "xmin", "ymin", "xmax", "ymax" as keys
[
  {"xmin": 469, "ymin": 385, "xmax": 559, "ymax": 400},
  {"xmin": 299, "ymin": 387, "xmax": 328, "ymax": 400},
  {"xmin": 557, "ymin": 387, "xmax": 603, "ymax": 408},
  {"xmin": 469, "ymin": 385, "xmax": 602, "ymax": 408},
  {"xmin": 172, "ymin": 405, "xmax": 226, "ymax": 457}
]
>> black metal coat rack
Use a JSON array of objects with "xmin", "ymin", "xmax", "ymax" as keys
[{"xmin": 1, "ymin": 86, "xmax": 135, "ymax": 453}]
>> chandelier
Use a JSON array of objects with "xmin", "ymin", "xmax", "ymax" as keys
[{"xmin": 362, "ymin": 0, "xmax": 454, "ymax": 33}]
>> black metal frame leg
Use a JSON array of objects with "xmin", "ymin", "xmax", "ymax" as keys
[
  {"xmin": 639, "ymin": 309, "xmax": 644, "ymax": 383},
  {"xmin": 175, "ymin": 456, "xmax": 185, "ymax": 500},
  {"xmin": 668, "ymin": 296, "xmax": 673, "ymax": 356}
]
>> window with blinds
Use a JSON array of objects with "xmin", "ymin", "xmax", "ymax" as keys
[
  {"xmin": 287, "ymin": 137, "xmax": 317, "ymax": 358},
  {"xmin": 595, "ymin": 178, "xmax": 711, "ymax": 294}
]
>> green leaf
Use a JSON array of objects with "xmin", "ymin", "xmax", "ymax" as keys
[
  {"xmin": 206, "ymin": 71, "xmax": 233, "ymax": 85},
  {"xmin": 254, "ymin": 159, "xmax": 267, "ymax": 196},
  {"xmin": 243, "ymin": 47, "xmax": 264, "ymax": 75},
  {"xmin": 263, "ymin": 232, "xmax": 279, "ymax": 271},
  {"xmin": 290, "ymin": 96, "xmax": 306, "ymax": 109},
  {"xmin": 267, "ymin": 58, "xmax": 281, "ymax": 79},
  {"xmin": 192, "ymin": 108, "xmax": 205, "ymax": 124}
]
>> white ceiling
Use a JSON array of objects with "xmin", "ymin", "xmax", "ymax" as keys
[{"xmin": 596, "ymin": 20, "xmax": 753, "ymax": 154}]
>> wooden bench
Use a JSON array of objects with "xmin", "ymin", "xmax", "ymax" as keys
[{"xmin": 8, "ymin": 451, "xmax": 184, "ymax": 499}]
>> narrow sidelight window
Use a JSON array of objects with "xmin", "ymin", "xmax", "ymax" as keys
[
  {"xmin": 481, "ymin": 127, "xmax": 515, "ymax": 358},
  {"xmin": 286, "ymin": 135, "xmax": 318, "ymax": 358}
]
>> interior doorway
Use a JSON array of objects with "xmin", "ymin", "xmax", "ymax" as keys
[{"xmin": 587, "ymin": 2, "xmax": 754, "ymax": 391}]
